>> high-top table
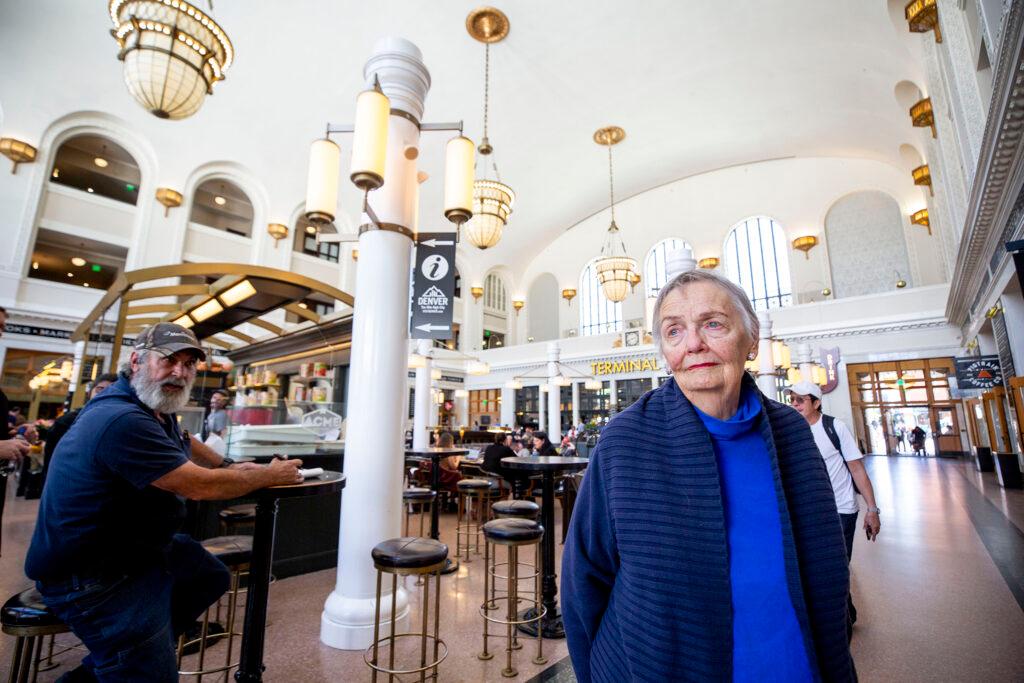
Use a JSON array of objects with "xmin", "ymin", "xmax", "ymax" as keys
[
  {"xmin": 405, "ymin": 447, "xmax": 469, "ymax": 574},
  {"xmin": 235, "ymin": 471, "xmax": 346, "ymax": 683},
  {"xmin": 501, "ymin": 456, "xmax": 589, "ymax": 639}
]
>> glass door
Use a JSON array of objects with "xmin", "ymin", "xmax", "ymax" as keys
[{"xmin": 930, "ymin": 406, "xmax": 961, "ymax": 456}]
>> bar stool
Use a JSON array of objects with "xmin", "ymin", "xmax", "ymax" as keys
[
  {"xmin": 2, "ymin": 587, "xmax": 71, "ymax": 683},
  {"xmin": 479, "ymin": 519, "xmax": 546, "ymax": 677},
  {"xmin": 364, "ymin": 537, "xmax": 448, "ymax": 682},
  {"xmin": 486, "ymin": 500, "xmax": 541, "ymax": 617},
  {"xmin": 403, "ymin": 487, "xmax": 437, "ymax": 538},
  {"xmin": 456, "ymin": 479, "xmax": 493, "ymax": 562},
  {"xmin": 218, "ymin": 504, "xmax": 256, "ymax": 536},
  {"xmin": 177, "ymin": 535, "xmax": 251, "ymax": 681}
]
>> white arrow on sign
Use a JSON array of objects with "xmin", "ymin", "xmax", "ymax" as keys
[
  {"xmin": 420, "ymin": 238, "xmax": 455, "ymax": 247},
  {"xmin": 415, "ymin": 323, "xmax": 450, "ymax": 332}
]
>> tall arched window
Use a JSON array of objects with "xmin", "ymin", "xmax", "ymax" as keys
[
  {"xmin": 484, "ymin": 273, "xmax": 507, "ymax": 312},
  {"xmin": 579, "ymin": 260, "xmax": 623, "ymax": 336},
  {"xmin": 644, "ymin": 238, "xmax": 693, "ymax": 296},
  {"xmin": 723, "ymin": 216, "xmax": 792, "ymax": 310}
]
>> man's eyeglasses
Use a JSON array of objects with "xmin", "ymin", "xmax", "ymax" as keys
[{"xmin": 789, "ymin": 395, "xmax": 808, "ymax": 405}]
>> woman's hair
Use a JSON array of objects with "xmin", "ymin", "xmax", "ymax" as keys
[
  {"xmin": 438, "ymin": 431, "xmax": 454, "ymax": 447},
  {"xmin": 534, "ymin": 431, "xmax": 547, "ymax": 441},
  {"xmin": 651, "ymin": 269, "xmax": 759, "ymax": 358},
  {"xmin": 493, "ymin": 433, "xmax": 506, "ymax": 444}
]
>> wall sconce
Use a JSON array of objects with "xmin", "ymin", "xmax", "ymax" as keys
[
  {"xmin": 910, "ymin": 208, "xmax": 931, "ymax": 235},
  {"xmin": 628, "ymin": 271, "xmax": 642, "ymax": 292},
  {"xmin": 792, "ymin": 235, "xmax": 818, "ymax": 259},
  {"xmin": 698, "ymin": 257, "xmax": 720, "ymax": 269},
  {"xmin": 0, "ymin": 138, "xmax": 37, "ymax": 174},
  {"xmin": 470, "ymin": 286, "xmax": 484, "ymax": 302},
  {"xmin": 352, "ymin": 248, "xmax": 359, "ymax": 262},
  {"xmin": 910, "ymin": 97, "xmax": 935, "ymax": 137},
  {"xmin": 985, "ymin": 303, "xmax": 1002, "ymax": 319},
  {"xmin": 821, "ymin": 287, "xmax": 832, "ymax": 297},
  {"xmin": 912, "ymin": 164, "xmax": 932, "ymax": 195},
  {"xmin": 155, "ymin": 187, "xmax": 183, "ymax": 217},
  {"xmin": 905, "ymin": 0, "xmax": 942, "ymax": 43},
  {"xmin": 895, "ymin": 271, "xmax": 907, "ymax": 289},
  {"xmin": 562, "ymin": 288, "xmax": 577, "ymax": 305},
  {"xmin": 267, "ymin": 223, "xmax": 289, "ymax": 248},
  {"xmin": 512, "ymin": 299, "xmax": 525, "ymax": 315}
]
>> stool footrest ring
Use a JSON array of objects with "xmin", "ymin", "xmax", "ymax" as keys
[{"xmin": 363, "ymin": 633, "xmax": 448, "ymax": 675}]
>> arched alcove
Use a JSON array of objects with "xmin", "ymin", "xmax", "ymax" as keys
[
  {"xmin": 50, "ymin": 134, "xmax": 141, "ymax": 205},
  {"xmin": 189, "ymin": 178, "xmax": 254, "ymax": 237},
  {"xmin": 527, "ymin": 272, "xmax": 559, "ymax": 342},
  {"xmin": 893, "ymin": 80, "xmax": 925, "ymax": 111},
  {"xmin": 825, "ymin": 191, "xmax": 912, "ymax": 297},
  {"xmin": 899, "ymin": 143, "xmax": 925, "ymax": 170}
]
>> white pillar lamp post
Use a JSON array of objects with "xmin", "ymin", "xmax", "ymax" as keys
[{"xmin": 547, "ymin": 341, "xmax": 562, "ymax": 438}]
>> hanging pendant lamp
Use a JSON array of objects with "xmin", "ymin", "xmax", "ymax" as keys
[{"xmin": 593, "ymin": 126, "xmax": 638, "ymax": 303}]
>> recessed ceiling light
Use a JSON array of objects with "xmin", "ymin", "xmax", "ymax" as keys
[
  {"xmin": 298, "ymin": 302, "xmax": 308, "ymax": 309},
  {"xmin": 67, "ymin": 272, "xmax": 74, "ymax": 278},
  {"xmin": 87, "ymin": 187, "xmax": 94, "ymax": 193},
  {"xmin": 214, "ymin": 195, "xmax": 226, "ymax": 205},
  {"xmin": 31, "ymin": 261, "xmax": 39, "ymax": 270},
  {"xmin": 83, "ymin": 283, "xmax": 90, "ymax": 287},
  {"xmin": 71, "ymin": 257, "xmax": 86, "ymax": 267},
  {"xmin": 51, "ymin": 169, "xmax": 59, "ymax": 178},
  {"xmin": 305, "ymin": 226, "xmax": 316, "ymax": 234},
  {"xmin": 93, "ymin": 157, "xmax": 108, "ymax": 168}
]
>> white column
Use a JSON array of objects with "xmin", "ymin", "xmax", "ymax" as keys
[
  {"xmin": 608, "ymin": 378, "xmax": 618, "ymax": 415},
  {"xmin": 547, "ymin": 341, "xmax": 561, "ymax": 438},
  {"xmin": 650, "ymin": 376, "xmax": 659, "ymax": 391},
  {"xmin": 571, "ymin": 382, "xmax": 581, "ymax": 428},
  {"xmin": 67, "ymin": 340, "xmax": 87, "ymax": 394},
  {"xmin": 456, "ymin": 391, "xmax": 469, "ymax": 428},
  {"xmin": 412, "ymin": 338, "xmax": 433, "ymax": 449},
  {"xmin": 322, "ymin": 36, "xmax": 430, "ymax": 651},
  {"xmin": 538, "ymin": 385, "xmax": 547, "ymax": 430},
  {"xmin": 756, "ymin": 309, "xmax": 777, "ymax": 397},
  {"xmin": 500, "ymin": 386, "xmax": 515, "ymax": 427},
  {"xmin": 796, "ymin": 343, "xmax": 814, "ymax": 385}
]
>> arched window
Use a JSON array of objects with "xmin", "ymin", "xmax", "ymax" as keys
[
  {"xmin": 579, "ymin": 260, "xmax": 623, "ymax": 336},
  {"xmin": 189, "ymin": 179, "xmax": 254, "ymax": 237},
  {"xmin": 644, "ymin": 238, "xmax": 693, "ymax": 297},
  {"xmin": 723, "ymin": 216, "xmax": 792, "ymax": 310},
  {"xmin": 49, "ymin": 134, "xmax": 141, "ymax": 205},
  {"xmin": 293, "ymin": 213, "xmax": 339, "ymax": 262},
  {"xmin": 484, "ymin": 273, "xmax": 507, "ymax": 312}
]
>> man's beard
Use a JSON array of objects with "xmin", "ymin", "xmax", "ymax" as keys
[{"xmin": 131, "ymin": 362, "xmax": 194, "ymax": 414}]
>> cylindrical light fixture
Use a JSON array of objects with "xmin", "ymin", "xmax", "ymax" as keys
[
  {"xmin": 444, "ymin": 136, "xmax": 474, "ymax": 225},
  {"xmin": 772, "ymin": 340, "xmax": 792, "ymax": 369},
  {"xmin": 786, "ymin": 367, "xmax": 801, "ymax": 384},
  {"xmin": 350, "ymin": 79, "xmax": 389, "ymax": 190},
  {"xmin": 584, "ymin": 379, "xmax": 603, "ymax": 391},
  {"xmin": 305, "ymin": 138, "xmax": 341, "ymax": 224},
  {"xmin": 467, "ymin": 360, "xmax": 490, "ymax": 376},
  {"xmin": 505, "ymin": 379, "xmax": 523, "ymax": 390},
  {"xmin": 408, "ymin": 354, "xmax": 426, "ymax": 369},
  {"xmin": 553, "ymin": 374, "xmax": 571, "ymax": 387},
  {"xmin": 813, "ymin": 365, "xmax": 828, "ymax": 386},
  {"xmin": 454, "ymin": 388, "xmax": 469, "ymax": 399}
]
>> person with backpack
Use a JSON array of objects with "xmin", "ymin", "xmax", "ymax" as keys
[{"xmin": 788, "ymin": 381, "xmax": 880, "ymax": 639}]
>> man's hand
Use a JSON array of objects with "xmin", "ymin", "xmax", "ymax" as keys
[
  {"xmin": 0, "ymin": 439, "xmax": 30, "ymax": 462},
  {"xmin": 864, "ymin": 512, "xmax": 881, "ymax": 541},
  {"xmin": 265, "ymin": 458, "xmax": 304, "ymax": 486}
]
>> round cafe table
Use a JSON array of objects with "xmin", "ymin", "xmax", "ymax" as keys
[
  {"xmin": 501, "ymin": 456, "xmax": 589, "ymax": 639},
  {"xmin": 405, "ymin": 447, "xmax": 468, "ymax": 574},
  {"xmin": 234, "ymin": 471, "xmax": 346, "ymax": 683}
]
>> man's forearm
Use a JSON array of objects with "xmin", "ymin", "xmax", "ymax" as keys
[
  {"xmin": 190, "ymin": 467, "xmax": 273, "ymax": 500},
  {"xmin": 190, "ymin": 435, "xmax": 225, "ymax": 468},
  {"xmin": 850, "ymin": 465, "xmax": 878, "ymax": 509}
]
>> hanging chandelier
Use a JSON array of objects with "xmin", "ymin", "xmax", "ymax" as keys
[
  {"xmin": 593, "ymin": 126, "xmax": 638, "ymax": 303},
  {"xmin": 465, "ymin": 7, "xmax": 514, "ymax": 250},
  {"xmin": 108, "ymin": 0, "xmax": 234, "ymax": 120}
]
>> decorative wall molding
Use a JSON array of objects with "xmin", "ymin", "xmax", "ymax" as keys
[{"xmin": 780, "ymin": 317, "xmax": 950, "ymax": 343}]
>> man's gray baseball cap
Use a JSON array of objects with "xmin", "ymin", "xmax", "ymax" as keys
[{"xmin": 134, "ymin": 322, "xmax": 207, "ymax": 361}]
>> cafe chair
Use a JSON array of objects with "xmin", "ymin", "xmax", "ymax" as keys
[
  {"xmin": 218, "ymin": 504, "xmax": 256, "ymax": 536},
  {"xmin": 2, "ymin": 587, "xmax": 71, "ymax": 683},
  {"xmin": 403, "ymin": 487, "xmax": 437, "ymax": 538}
]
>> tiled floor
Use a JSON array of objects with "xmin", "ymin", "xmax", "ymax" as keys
[{"xmin": 2, "ymin": 456, "xmax": 1023, "ymax": 681}]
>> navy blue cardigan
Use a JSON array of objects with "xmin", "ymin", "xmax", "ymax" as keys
[{"xmin": 562, "ymin": 375, "xmax": 856, "ymax": 682}]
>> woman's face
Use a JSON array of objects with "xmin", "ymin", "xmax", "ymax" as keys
[
  {"xmin": 659, "ymin": 282, "xmax": 755, "ymax": 400},
  {"xmin": 532, "ymin": 436, "xmax": 543, "ymax": 449}
]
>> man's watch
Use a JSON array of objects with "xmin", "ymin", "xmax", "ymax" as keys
[
  {"xmin": 865, "ymin": 506, "xmax": 881, "ymax": 514},
  {"xmin": 220, "ymin": 457, "xmax": 235, "ymax": 468}
]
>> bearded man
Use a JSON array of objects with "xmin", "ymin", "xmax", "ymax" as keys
[{"xmin": 26, "ymin": 323, "xmax": 303, "ymax": 682}]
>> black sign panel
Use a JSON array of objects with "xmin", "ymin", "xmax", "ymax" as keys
[
  {"xmin": 954, "ymin": 355, "xmax": 1003, "ymax": 390},
  {"xmin": 4, "ymin": 323, "xmax": 134, "ymax": 346},
  {"xmin": 819, "ymin": 347, "xmax": 841, "ymax": 395},
  {"xmin": 410, "ymin": 232, "xmax": 457, "ymax": 339}
]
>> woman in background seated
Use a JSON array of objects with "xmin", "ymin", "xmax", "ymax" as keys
[{"xmin": 532, "ymin": 431, "xmax": 557, "ymax": 456}]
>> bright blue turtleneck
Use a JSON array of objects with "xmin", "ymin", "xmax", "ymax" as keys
[{"xmin": 693, "ymin": 386, "xmax": 813, "ymax": 682}]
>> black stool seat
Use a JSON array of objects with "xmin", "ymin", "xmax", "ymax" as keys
[
  {"xmin": 493, "ymin": 500, "xmax": 540, "ymax": 518},
  {"xmin": 219, "ymin": 504, "xmax": 256, "ymax": 520},
  {"xmin": 403, "ymin": 487, "xmax": 437, "ymax": 501},
  {"xmin": 1, "ymin": 589, "xmax": 63, "ymax": 630},
  {"xmin": 482, "ymin": 518, "xmax": 544, "ymax": 544},
  {"xmin": 372, "ymin": 537, "xmax": 448, "ymax": 570},
  {"xmin": 201, "ymin": 535, "xmax": 253, "ymax": 567},
  {"xmin": 457, "ymin": 478, "xmax": 492, "ymax": 490}
]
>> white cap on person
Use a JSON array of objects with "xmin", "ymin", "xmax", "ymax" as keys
[{"xmin": 787, "ymin": 380, "xmax": 822, "ymax": 400}]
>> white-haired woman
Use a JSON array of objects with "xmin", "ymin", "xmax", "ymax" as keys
[{"xmin": 562, "ymin": 270, "xmax": 855, "ymax": 682}]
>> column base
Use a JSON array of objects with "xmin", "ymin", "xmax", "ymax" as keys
[{"xmin": 319, "ymin": 587, "xmax": 410, "ymax": 650}]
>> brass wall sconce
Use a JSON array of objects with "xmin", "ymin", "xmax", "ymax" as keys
[
  {"xmin": 267, "ymin": 223, "xmax": 289, "ymax": 248},
  {"xmin": 628, "ymin": 271, "xmax": 642, "ymax": 292},
  {"xmin": 352, "ymin": 248, "xmax": 359, "ymax": 262},
  {"xmin": 821, "ymin": 287, "xmax": 832, "ymax": 297},
  {"xmin": 698, "ymin": 257, "xmax": 720, "ymax": 269},
  {"xmin": 905, "ymin": 0, "xmax": 942, "ymax": 43},
  {"xmin": 911, "ymin": 208, "xmax": 931, "ymax": 235},
  {"xmin": 792, "ymin": 235, "xmax": 818, "ymax": 259},
  {"xmin": 470, "ymin": 286, "xmax": 484, "ymax": 302},
  {"xmin": 512, "ymin": 299, "xmax": 524, "ymax": 315},
  {"xmin": 910, "ymin": 97, "xmax": 935, "ymax": 137},
  {"xmin": 562, "ymin": 288, "xmax": 577, "ymax": 305},
  {"xmin": 0, "ymin": 138, "xmax": 37, "ymax": 174},
  {"xmin": 912, "ymin": 164, "xmax": 933, "ymax": 195},
  {"xmin": 155, "ymin": 187, "xmax": 183, "ymax": 217},
  {"xmin": 985, "ymin": 303, "xmax": 1002, "ymax": 319},
  {"xmin": 895, "ymin": 271, "xmax": 907, "ymax": 289}
]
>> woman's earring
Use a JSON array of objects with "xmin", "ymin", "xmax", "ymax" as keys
[{"xmin": 747, "ymin": 352, "xmax": 756, "ymax": 361}]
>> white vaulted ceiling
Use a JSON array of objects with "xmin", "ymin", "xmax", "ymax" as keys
[{"xmin": 0, "ymin": 0, "xmax": 930, "ymax": 270}]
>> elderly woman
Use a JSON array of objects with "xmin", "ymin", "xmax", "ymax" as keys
[{"xmin": 562, "ymin": 270, "xmax": 855, "ymax": 682}]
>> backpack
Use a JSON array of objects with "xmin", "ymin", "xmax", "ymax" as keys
[{"xmin": 822, "ymin": 414, "xmax": 861, "ymax": 495}]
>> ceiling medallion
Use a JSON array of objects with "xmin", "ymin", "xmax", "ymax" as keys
[
  {"xmin": 108, "ymin": 0, "xmax": 234, "ymax": 120},
  {"xmin": 466, "ymin": 7, "xmax": 510, "ymax": 43}
]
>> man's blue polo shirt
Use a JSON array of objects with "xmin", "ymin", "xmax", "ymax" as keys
[{"xmin": 26, "ymin": 374, "xmax": 190, "ymax": 582}]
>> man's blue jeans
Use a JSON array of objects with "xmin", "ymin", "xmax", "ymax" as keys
[{"xmin": 37, "ymin": 534, "xmax": 230, "ymax": 682}]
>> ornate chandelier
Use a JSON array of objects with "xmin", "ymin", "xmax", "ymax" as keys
[
  {"xmin": 108, "ymin": 0, "xmax": 234, "ymax": 120},
  {"xmin": 465, "ymin": 7, "xmax": 514, "ymax": 250},
  {"xmin": 593, "ymin": 126, "xmax": 638, "ymax": 303}
]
